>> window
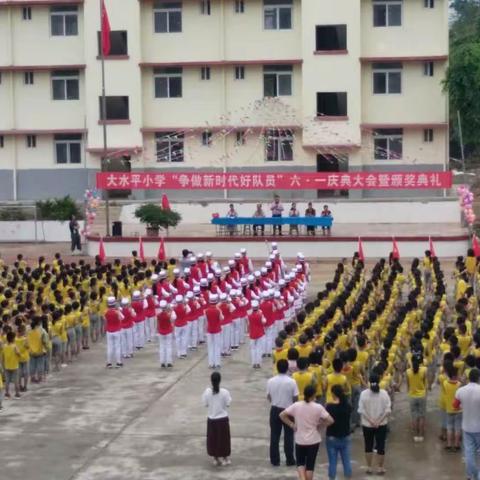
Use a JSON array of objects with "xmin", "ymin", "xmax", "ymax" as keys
[
  {"xmin": 99, "ymin": 96, "xmax": 129, "ymax": 120},
  {"xmin": 424, "ymin": 0, "xmax": 434, "ymax": 7},
  {"xmin": 423, "ymin": 61, "xmax": 434, "ymax": 77},
  {"xmin": 154, "ymin": 68, "xmax": 182, "ymax": 98},
  {"xmin": 0, "ymin": 72, "xmax": 2, "ymax": 84},
  {"xmin": 0, "ymin": 136, "xmax": 4, "ymax": 148},
  {"xmin": 423, "ymin": 129, "xmax": 434, "ymax": 142},
  {"xmin": 315, "ymin": 25, "xmax": 347, "ymax": 51},
  {"xmin": 97, "ymin": 31, "xmax": 128, "ymax": 56},
  {"xmin": 202, "ymin": 131, "xmax": 212, "ymax": 146},
  {"xmin": 263, "ymin": 65, "xmax": 292, "ymax": 97},
  {"xmin": 156, "ymin": 132, "xmax": 184, "ymax": 162},
  {"xmin": 26, "ymin": 135, "xmax": 36, "ymax": 148},
  {"xmin": 235, "ymin": 0, "xmax": 244, "ymax": 13},
  {"xmin": 235, "ymin": 66, "xmax": 245, "ymax": 80},
  {"xmin": 264, "ymin": 0, "xmax": 292, "ymax": 30},
  {"xmin": 154, "ymin": 1, "xmax": 182, "ymax": 33},
  {"xmin": 316, "ymin": 92, "xmax": 347, "ymax": 117},
  {"xmin": 373, "ymin": 129, "xmax": 403, "ymax": 160},
  {"xmin": 373, "ymin": 62, "xmax": 402, "ymax": 94},
  {"xmin": 373, "ymin": 0, "xmax": 402, "ymax": 27},
  {"xmin": 55, "ymin": 134, "xmax": 82, "ymax": 164},
  {"xmin": 22, "ymin": 7, "xmax": 32, "ymax": 20},
  {"xmin": 50, "ymin": 6, "xmax": 78, "ymax": 36},
  {"xmin": 24, "ymin": 72, "xmax": 34, "ymax": 85},
  {"xmin": 200, "ymin": 0, "xmax": 211, "ymax": 15},
  {"xmin": 265, "ymin": 129, "xmax": 293, "ymax": 161},
  {"xmin": 201, "ymin": 66, "xmax": 211, "ymax": 80},
  {"xmin": 52, "ymin": 70, "xmax": 80, "ymax": 100},
  {"xmin": 236, "ymin": 131, "xmax": 246, "ymax": 145}
]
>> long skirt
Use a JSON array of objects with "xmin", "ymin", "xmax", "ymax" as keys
[{"xmin": 206, "ymin": 416, "xmax": 231, "ymax": 458}]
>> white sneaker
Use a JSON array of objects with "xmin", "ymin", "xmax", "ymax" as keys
[{"xmin": 213, "ymin": 459, "xmax": 220, "ymax": 467}]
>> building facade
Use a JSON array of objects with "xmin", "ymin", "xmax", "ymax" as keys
[{"xmin": 0, "ymin": 0, "xmax": 449, "ymax": 201}]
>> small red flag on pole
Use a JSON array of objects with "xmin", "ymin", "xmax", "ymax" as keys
[
  {"xmin": 392, "ymin": 237, "xmax": 400, "ymax": 260},
  {"xmin": 100, "ymin": 0, "xmax": 111, "ymax": 56},
  {"xmin": 98, "ymin": 237, "xmax": 106, "ymax": 263},
  {"xmin": 139, "ymin": 236, "xmax": 145, "ymax": 262},
  {"xmin": 358, "ymin": 237, "xmax": 365, "ymax": 262},
  {"xmin": 161, "ymin": 193, "xmax": 171, "ymax": 210},
  {"xmin": 473, "ymin": 235, "xmax": 480, "ymax": 257},
  {"xmin": 429, "ymin": 236, "xmax": 436, "ymax": 258},
  {"xmin": 157, "ymin": 237, "xmax": 166, "ymax": 261}
]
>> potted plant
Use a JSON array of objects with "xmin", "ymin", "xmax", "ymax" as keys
[{"xmin": 134, "ymin": 203, "xmax": 181, "ymax": 237}]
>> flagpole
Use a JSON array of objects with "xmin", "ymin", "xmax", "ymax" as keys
[{"xmin": 100, "ymin": 0, "xmax": 110, "ymax": 237}]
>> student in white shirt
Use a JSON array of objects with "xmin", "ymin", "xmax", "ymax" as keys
[{"xmin": 202, "ymin": 372, "xmax": 232, "ymax": 467}]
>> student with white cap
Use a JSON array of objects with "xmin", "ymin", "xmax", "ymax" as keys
[
  {"xmin": 240, "ymin": 248, "xmax": 253, "ymax": 273},
  {"xmin": 261, "ymin": 290, "xmax": 276, "ymax": 356},
  {"xmin": 120, "ymin": 297, "xmax": 135, "ymax": 359},
  {"xmin": 173, "ymin": 294, "xmax": 191, "ymax": 358},
  {"xmin": 104, "ymin": 297, "xmax": 123, "ymax": 368},
  {"xmin": 248, "ymin": 300, "xmax": 267, "ymax": 369},
  {"xmin": 219, "ymin": 293, "xmax": 235, "ymax": 357},
  {"xmin": 144, "ymin": 288, "xmax": 157, "ymax": 343},
  {"xmin": 198, "ymin": 281, "xmax": 209, "ymax": 344},
  {"xmin": 186, "ymin": 290, "xmax": 199, "ymax": 350},
  {"xmin": 205, "ymin": 294, "xmax": 223, "ymax": 369},
  {"xmin": 157, "ymin": 300, "xmax": 176, "ymax": 368},
  {"xmin": 131, "ymin": 291, "xmax": 146, "ymax": 350}
]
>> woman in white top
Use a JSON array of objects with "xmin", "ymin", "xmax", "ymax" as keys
[
  {"xmin": 358, "ymin": 374, "xmax": 392, "ymax": 475},
  {"xmin": 202, "ymin": 372, "xmax": 232, "ymax": 466}
]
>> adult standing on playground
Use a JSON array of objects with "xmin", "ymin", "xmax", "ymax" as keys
[
  {"xmin": 321, "ymin": 205, "xmax": 332, "ymax": 236},
  {"xmin": 454, "ymin": 368, "xmax": 480, "ymax": 480},
  {"xmin": 305, "ymin": 202, "xmax": 316, "ymax": 236},
  {"xmin": 69, "ymin": 215, "xmax": 82, "ymax": 254},
  {"xmin": 270, "ymin": 194, "xmax": 284, "ymax": 236}
]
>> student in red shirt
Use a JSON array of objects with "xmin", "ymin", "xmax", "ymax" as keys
[
  {"xmin": 205, "ymin": 294, "xmax": 223, "ymax": 369},
  {"xmin": 131, "ymin": 290, "xmax": 146, "ymax": 350},
  {"xmin": 174, "ymin": 294, "xmax": 191, "ymax": 359},
  {"xmin": 157, "ymin": 300, "xmax": 176, "ymax": 368},
  {"xmin": 261, "ymin": 290, "xmax": 276, "ymax": 357},
  {"xmin": 120, "ymin": 297, "xmax": 135, "ymax": 359},
  {"xmin": 195, "ymin": 284, "xmax": 207, "ymax": 344},
  {"xmin": 104, "ymin": 296, "xmax": 123, "ymax": 368},
  {"xmin": 248, "ymin": 300, "xmax": 266, "ymax": 369},
  {"xmin": 219, "ymin": 293, "xmax": 236, "ymax": 357},
  {"xmin": 144, "ymin": 289, "xmax": 157, "ymax": 343},
  {"xmin": 186, "ymin": 291, "xmax": 200, "ymax": 351}
]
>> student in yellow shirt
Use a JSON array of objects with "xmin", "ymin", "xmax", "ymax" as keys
[
  {"xmin": 442, "ymin": 364, "xmax": 462, "ymax": 451},
  {"xmin": 406, "ymin": 357, "xmax": 427, "ymax": 443},
  {"xmin": 51, "ymin": 311, "xmax": 65, "ymax": 371},
  {"xmin": 457, "ymin": 323, "xmax": 472, "ymax": 358},
  {"xmin": 15, "ymin": 323, "xmax": 30, "ymax": 392},
  {"xmin": 296, "ymin": 334, "xmax": 312, "ymax": 359},
  {"xmin": 326, "ymin": 358, "xmax": 349, "ymax": 403},
  {"xmin": 28, "ymin": 318, "xmax": 48, "ymax": 383},
  {"xmin": 80, "ymin": 300, "xmax": 91, "ymax": 351},
  {"xmin": 292, "ymin": 357, "xmax": 315, "ymax": 401},
  {"xmin": 465, "ymin": 249, "xmax": 476, "ymax": 282},
  {"xmin": 308, "ymin": 350, "xmax": 325, "ymax": 404},
  {"xmin": 3, "ymin": 331, "xmax": 21, "ymax": 398},
  {"xmin": 272, "ymin": 338, "xmax": 289, "ymax": 373},
  {"xmin": 348, "ymin": 347, "xmax": 365, "ymax": 429},
  {"xmin": 456, "ymin": 273, "xmax": 468, "ymax": 301}
]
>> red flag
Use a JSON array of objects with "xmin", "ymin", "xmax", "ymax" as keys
[
  {"xmin": 161, "ymin": 193, "xmax": 171, "ymax": 210},
  {"xmin": 157, "ymin": 237, "xmax": 166, "ymax": 261},
  {"xmin": 473, "ymin": 235, "xmax": 480, "ymax": 257},
  {"xmin": 358, "ymin": 237, "xmax": 365, "ymax": 262},
  {"xmin": 139, "ymin": 236, "xmax": 145, "ymax": 262},
  {"xmin": 429, "ymin": 236, "xmax": 436, "ymax": 257},
  {"xmin": 98, "ymin": 237, "xmax": 106, "ymax": 263},
  {"xmin": 392, "ymin": 237, "xmax": 400, "ymax": 259},
  {"xmin": 100, "ymin": 0, "xmax": 111, "ymax": 56}
]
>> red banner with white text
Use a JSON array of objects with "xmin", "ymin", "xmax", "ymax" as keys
[{"xmin": 96, "ymin": 171, "xmax": 452, "ymax": 190}]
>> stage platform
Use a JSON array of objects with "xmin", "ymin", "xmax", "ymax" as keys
[{"xmin": 86, "ymin": 222, "xmax": 470, "ymax": 259}]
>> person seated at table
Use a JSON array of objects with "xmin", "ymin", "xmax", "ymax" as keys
[
  {"xmin": 321, "ymin": 204, "xmax": 332, "ymax": 236},
  {"xmin": 305, "ymin": 202, "xmax": 316, "ymax": 236},
  {"xmin": 226, "ymin": 203, "xmax": 238, "ymax": 236},
  {"xmin": 252, "ymin": 203, "xmax": 265, "ymax": 236},
  {"xmin": 270, "ymin": 195, "xmax": 284, "ymax": 236},
  {"xmin": 289, "ymin": 202, "xmax": 300, "ymax": 236}
]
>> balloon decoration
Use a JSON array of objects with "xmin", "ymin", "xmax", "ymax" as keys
[
  {"xmin": 81, "ymin": 189, "xmax": 101, "ymax": 237},
  {"xmin": 457, "ymin": 185, "xmax": 476, "ymax": 227}
]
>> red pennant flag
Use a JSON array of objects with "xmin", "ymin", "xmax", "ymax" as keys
[
  {"xmin": 429, "ymin": 236, "xmax": 436, "ymax": 258},
  {"xmin": 161, "ymin": 193, "xmax": 171, "ymax": 210},
  {"xmin": 392, "ymin": 237, "xmax": 400, "ymax": 260},
  {"xmin": 98, "ymin": 237, "xmax": 106, "ymax": 263},
  {"xmin": 100, "ymin": 0, "xmax": 111, "ymax": 56},
  {"xmin": 139, "ymin": 236, "xmax": 145, "ymax": 262},
  {"xmin": 473, "ymin": 235, "xmax": 480, "ymax": 257},
  {"xmin": 157, "ymin": 237, "xmax": 166, "ymax": 261},
  {"xmin": 358, "ymin": 237, "xmax": 365, "ymax": 262}
]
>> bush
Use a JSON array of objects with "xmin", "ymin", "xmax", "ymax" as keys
[
  {"xmin": 0, "ymin": 208, "xmax": 34, "ymax": 221},
  {"xmin": 36, "ymin": 196, "xmax": 82, "ymax": 221},
  {"xmin": 134, "ymin": 204, "xmax": 181, "ymax": 230}
]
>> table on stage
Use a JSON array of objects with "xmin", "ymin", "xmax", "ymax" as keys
[{"xmin": 211, "ymin": 216, "xmax": 334, "ymax": 236}]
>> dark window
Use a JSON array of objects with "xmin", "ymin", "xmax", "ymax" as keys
[
  {"xmin": 201, "ymin": 66, "xmax": 211, "ymax": 80},
  {"xmin": 265, "ymin": 129, "xmax": 293, "ymax": 161},
  {"xmin": 154, "ymin": 1, "xmax": 182, "ymax": 33},
  {"xmin": 263, "ymin": 65, "xmax": 292, "ymax": 97},
  {"xmin": 24, "ymin": 72, "xmax": 34, "ymax": 85},
  {"xmin": 50, "ymin": 6, "xmax": 78, "ymax": 36},
  {"xmin": 316, "ymin": 92, "xmax": 347, "ymax": 117},
  {"xmin": 54, "ymin": 134, "xmax": 82, "ymax": 164},
  {"xmin": 0, "ymin": 136, "xmax": 4, "ymax": 148},
  {"xmin": 373, "ymin": 128, "xmax": 403, "ymax": 159},
  {"xmin": 99, "ymin": 96, "xmax": 129, "ymax": 120},
  {"xmin": 424, "ymin": 0, "xmax": 434, "ymax": 7},
  {"xmin": 235, "ymin": 0, "xmax": 244, "ymax": 13},
  {"xmin": 202, "ymin": 131, "xmax": 212, "ymax": 146},
  {"xmin": 97, "ymin": 31, "xmax": 128, "ymax": 56},
  {"xmin": 26, "ymin": 135, "xmax": 36, "ymax": 148},
  {"xmin": 235, "ymin": 66, "xmax": 245, "ymax": 80},
  {"xmin": 315, "ymin": 25, "xmax": 347, "ymax": 51},
  {"xmin": 236, "ymin": 131, "xmax": 246, "ymax": 145},
  {"xmin": 423, "ymin": 129, "xmax": 434, "ymax": 142},
  {"xmin": 423, "ymin": 61, "xmax": 434, "ymax": 77},
  {"xmin": 200, "ymin": 0, "xmax": 211, "ymax": 15},
  {"xmin": 22, "ymin": 7, "xmax": 32, "ymax": 20},
  {"xmin": 373, "ymin": 1, "xmax": 402, "ymax": 27},
  {"xmin": 264, "ymin": 0, "xmax": 292, "ymax": 30},
  {"xmin": 156, "ymin": 132, "xmax": 184, "ymax": 162},
  {"xmin": 52, "ymin": 70, "xmax": 80, "ymax": 100},
  {"xmin": 372, "ymin": 62, "xmax": 402, "ymax": 94},
  {"xmin": 154, "ymin": 67, "xmax": 182, "ymax": 98},
  {"xmin": 0, "ymin": 72, "xmax": 2, "ymax": 84}
]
